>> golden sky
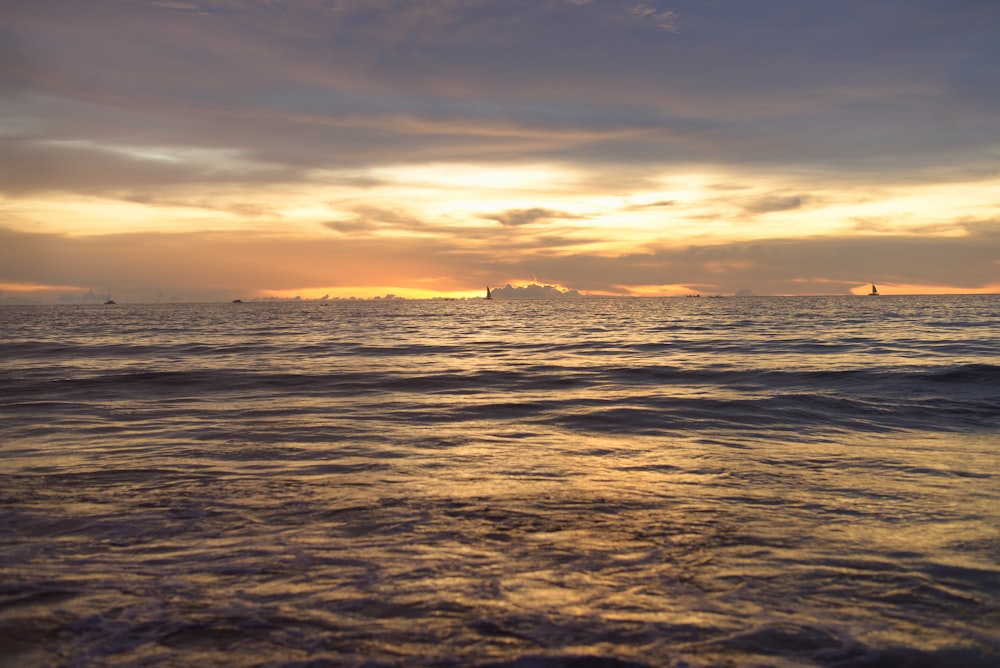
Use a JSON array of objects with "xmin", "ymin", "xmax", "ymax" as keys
[{"xmin": 2, "ymin": 0, "xmax": 999, "ymax": 301}]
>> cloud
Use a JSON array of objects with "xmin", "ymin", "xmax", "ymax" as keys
[
  {"xmin": 0, "ymin": 137, "xmax": 300, "ymax": 196},
  {"xmin": 6, "ymin": 0, "xmax": 996, "ymax": 176},
  {"xmin": 149, "ymin": 1, "xmax": 204, "ymax": 12},
  {"xmin": 520, "ymin": 226, "xmax": 1000, "ymax": 295},
  {"xmin": 321, "ymin": 205, "xmax": 430, "ymax": 235},
  {"xmin": 740, "ymin": 194, "xmax": 809, "ymax": 216},
  {"xmin": 481, "ymin": 208, "xmax": 583, "ymax": 227},
  {"xmin": 4, "ymin": 221, "xmax": 997, "ymax": 302},
  {"xmin": 1, "ymin": 1, "xmax": 998, "ymax": 299},
  {"xmin": 629, "ymin": 4, "xmax": 678, "ymax": 31},
  {"xmin": 321, "ymin": 220, "xmax": 371, "ymax": 234},
  {"xmin": 623, "ymin": 199, "xmax": 675, "ymax": 211},
  {"xmin": 491, "ymin": 283, "xmax": 581, "ymax": 298}
]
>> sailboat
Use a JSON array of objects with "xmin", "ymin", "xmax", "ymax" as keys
[
  {"xmin": 485, "ymin": 286, "xmax": 493, "ymax": 300},
  {"xmin": 868, "ymin": 283, "xmax": 879, "ymax": 296},
  {"xmin": 104, "ymin": 289, "xmax": 116, "ymax": 305}
]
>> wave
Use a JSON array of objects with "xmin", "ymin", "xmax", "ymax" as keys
[
  {"xmin": 39, "ymin": 361, "xmax": 994, "ymax": 387},
  {"xmin": 3, "ymin": 363, "xmax": 995, "ymax": 437},
  {"xmin": 4, "ymin": 298, "xmax": 998, "ymax": 668},
  {"xmin": 921, "ymin": 363, "xmax": 1000, "ymax": 384}
]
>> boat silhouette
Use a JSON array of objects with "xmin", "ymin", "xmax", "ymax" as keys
[{"xmin": 868, "ymin": 283, "xmax": 879, "ymax": 296}]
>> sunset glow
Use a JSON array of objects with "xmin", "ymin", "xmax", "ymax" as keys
[{"xmin": 2, "ymin": 1, "xmax": 998, "ymax": 301}]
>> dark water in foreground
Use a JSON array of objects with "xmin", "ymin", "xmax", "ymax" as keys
[{"xmin": 1, "ymin": 296, "xmax": 998, "ymax": 667}]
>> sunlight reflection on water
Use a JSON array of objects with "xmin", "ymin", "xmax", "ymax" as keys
[{"xmin": 1, "ymin": 298, "xmax": 998, "ymax": 666}]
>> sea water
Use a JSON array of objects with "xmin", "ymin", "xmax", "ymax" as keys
[{"xmin": 1, "ymin": 296, "xmax": 997, "ymax": 667}]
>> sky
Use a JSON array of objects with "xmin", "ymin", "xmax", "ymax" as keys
[{"xmin": 2, "ymin": 0, "xmax": 999, "ymax": 301}]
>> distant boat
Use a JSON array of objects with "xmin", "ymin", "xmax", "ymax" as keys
[
  {"xmin": 232, "ymin": 299, "xmax": 243, "ymax": 303},
  {"xmin": 868, "ymin": 283, "xmax": 879, "ymax": 296},
  {"xmin": 104, "ymin": 289, "xmax": 116, "ymax": 305},
  {"xmin": 485, "ymin": 286, "xmax": 493, "ymax": 300}
]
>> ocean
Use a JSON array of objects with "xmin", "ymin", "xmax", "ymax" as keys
[{"xmin": 1, "ymin": 295, "xmax": 998, "ymax": 667}]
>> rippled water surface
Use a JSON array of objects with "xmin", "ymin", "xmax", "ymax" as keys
[{"xmin": 1, "ymin": 296, "xmax": 998, "ymax": 667}]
